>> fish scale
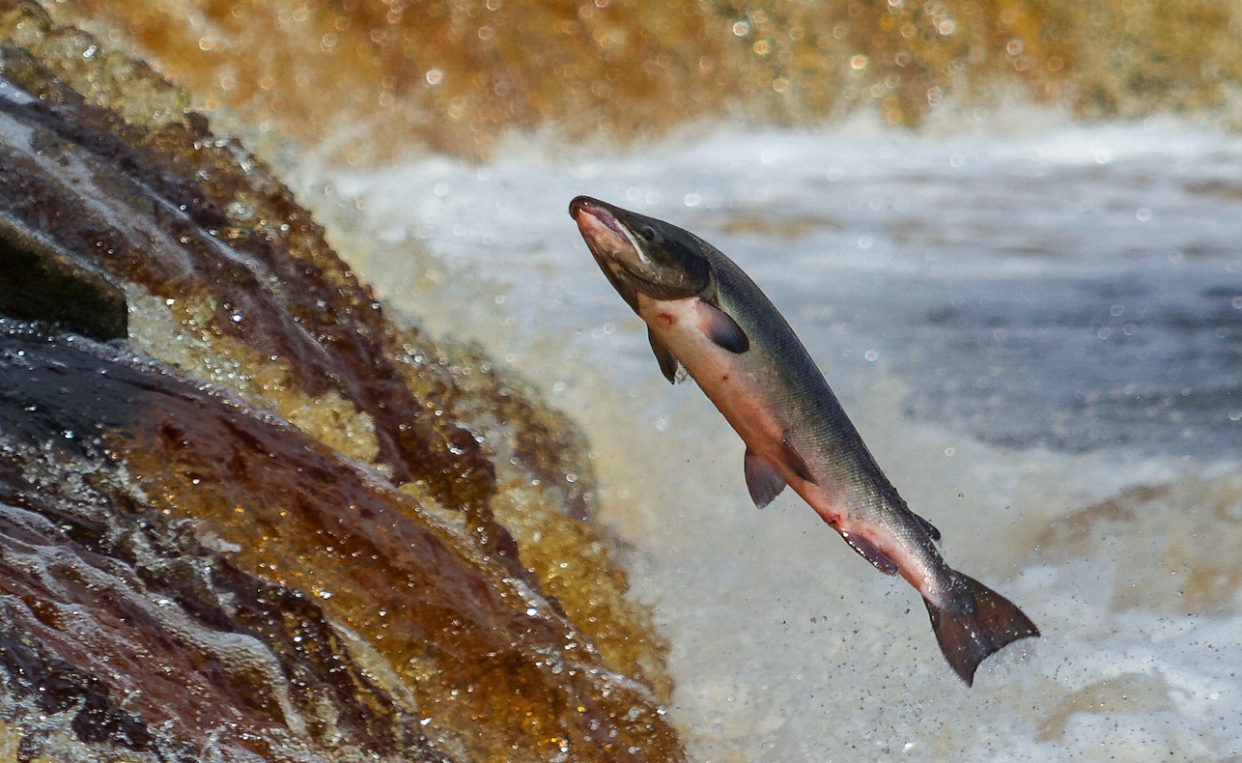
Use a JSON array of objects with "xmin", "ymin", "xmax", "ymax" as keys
[{"xmin": 570, "ymin": 194, "xmax": 1039, "ymax": 685}]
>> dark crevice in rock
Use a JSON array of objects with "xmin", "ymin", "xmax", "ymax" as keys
[{"xmin": 0, "ymin": 212, "xmax": 128, "ymax": 341}]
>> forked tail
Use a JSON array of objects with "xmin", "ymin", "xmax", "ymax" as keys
[{"xmin": 923, "ymin": 573, "xmax": 1040, "ymax": 686}]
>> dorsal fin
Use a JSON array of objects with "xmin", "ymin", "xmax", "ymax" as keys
[
  {"xmin": 914, "ymin": 512, "xmax": 941, "ymax": 542},
  {"xmin": 647, "ymin": 327, "xmax": 682, "ymax": 384},
  {"xmin": 695, "ymin": 300, "xmax": 749, "ymax": 354},
  {"xmin": 743, "ymin": 448, "xmax": 786, "ymax": 508}
]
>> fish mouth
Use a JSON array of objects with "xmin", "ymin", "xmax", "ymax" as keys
[{"xmin": 569, "ymin": 196, "xmax": 649, "ymax": 266}]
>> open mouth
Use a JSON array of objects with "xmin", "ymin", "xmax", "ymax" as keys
[
  {"xmin": 569, "ymin": 196, "xmax": 627, "ymax": 238},
  {"xmin": 569, "ymin": 196, "xmax": 647, "ymax": 264}
]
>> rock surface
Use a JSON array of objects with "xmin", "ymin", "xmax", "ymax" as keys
[{"xmin": 0, "ymin": 2, "xmax": 680, "ymax": 760}]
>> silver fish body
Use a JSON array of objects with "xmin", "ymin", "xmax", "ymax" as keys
[{"xmin": 570, "ymin": 195, "xmax": 1038, "ymax": 685}]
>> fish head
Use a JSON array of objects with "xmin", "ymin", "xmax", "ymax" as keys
[{"xmin": 569, "ymin": 196, "xmax": 711, "ymax": 307}]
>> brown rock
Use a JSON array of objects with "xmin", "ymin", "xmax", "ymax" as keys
[{"xmin": 0, "ymin": 3, "xmax": 681, "ymax": 760}]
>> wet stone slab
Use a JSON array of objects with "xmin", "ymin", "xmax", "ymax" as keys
[{"xmin": 0, "ymin": 2, "xmax": 681, "ymax": 760}]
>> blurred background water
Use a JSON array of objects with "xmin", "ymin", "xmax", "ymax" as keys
[
  {"xmin": 44, "ymin": 0, "xmax": 1242, "ymax": 759},
  {"xmin": 326, "ymin": 121, "xmax": 1242, "ymax": 761}
]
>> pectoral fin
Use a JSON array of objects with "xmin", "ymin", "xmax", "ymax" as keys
[
  {"xmin": 744, "ymin": 448, "xmax": 786, "ymax": 508},
  {"xmin": 696, "ymin": 300, "xmax": 749, "ymax": 354},
  {"xmin": 648, "ymin": 327, "xmax": 682, "ymax": 384},
  {"xmin": 840, "ymin": 531, "xmax": 899, "ymax": 576}
]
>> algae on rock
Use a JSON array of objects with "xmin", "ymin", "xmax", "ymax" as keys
[{"xmin": 0, "ymin": 2, "xmax": 680, "ymax": 760}]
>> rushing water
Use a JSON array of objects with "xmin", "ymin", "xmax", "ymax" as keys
[{"xmin": 328, "ymin": 116, "xmax": 1242, "ymax": 762}]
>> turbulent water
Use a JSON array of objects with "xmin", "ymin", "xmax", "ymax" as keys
[
  {"xmin": 328, "ymin": 116, "xmax": 1242, "ymax": 762},
  {"xmin": 6, "ymin": 0, "xmax": 1241, "ymax": 759}
]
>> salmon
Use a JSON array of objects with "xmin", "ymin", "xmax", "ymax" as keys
[{"xmin": 569, "ymin": 195, "xmax": 1039, "ymax": 685}]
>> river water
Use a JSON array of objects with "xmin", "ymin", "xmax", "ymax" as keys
[{"xmin": 326, "ymin": 115, "xmax": 1242, "ymax": 762}]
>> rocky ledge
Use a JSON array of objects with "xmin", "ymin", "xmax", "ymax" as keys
[{"xmin": 0, "ymin": 2, "xmax": 681, "ymax": 760}]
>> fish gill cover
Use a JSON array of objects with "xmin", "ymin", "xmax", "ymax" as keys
[
  {"xmin": 38, "ymin": 0, "xmax": 1242, "ymax": 162},
  {"xmin": 0, "ymin": 1, "xmax": 680, "ymax": 760}
]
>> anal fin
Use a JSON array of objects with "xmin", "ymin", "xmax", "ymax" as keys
[
  {"xmin": 696, "ymin": 300, "xmax": 749, "ymax": 354},
  {"xmin": 779, "ymin": 437, "xmax": 817, "ymax": 485},
  {"xmin": 840, "ymin": 531, "xmax": 899, "ymax": 575},
  {"xmin": 647, "ymin": 327, "xmax": 682, "ymax": 384},
  {"xmin": 744, "ymin": 448, "xmax": 786, "ymax": 508}
]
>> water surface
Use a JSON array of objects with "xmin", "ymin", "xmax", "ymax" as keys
[{"xmin": 329, "ymin": 118, "xmax": 1242, "ymax": 762}]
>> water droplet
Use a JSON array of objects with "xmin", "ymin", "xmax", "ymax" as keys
[{"xmin": 732, "ymin": 21, "xmax": 750, "ymax": 37}]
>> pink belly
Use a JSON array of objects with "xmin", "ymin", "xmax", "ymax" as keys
[{"xmin": 636, "ymin": 294, "xmax": 787, "ymax": 472}]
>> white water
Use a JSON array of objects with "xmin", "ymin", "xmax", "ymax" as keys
[{"xmin": 324, "ymin": 117, "xmax": 1242, "ymax": 762}]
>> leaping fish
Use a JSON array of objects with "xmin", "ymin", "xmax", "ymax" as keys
[{"xmin": 569, "ymin": 196, "xmax": 1039, "ymax": 685}]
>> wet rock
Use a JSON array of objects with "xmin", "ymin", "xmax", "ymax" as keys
[
  {"xmin": 0, "ymin": 214, "xmax": 127, "ymax": 340},
  {"xmin": 0, "ymin": 3, "xmax": 680, "ymax": 760}
]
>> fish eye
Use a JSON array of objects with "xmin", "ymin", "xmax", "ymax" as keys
[{"xmin": 639, "ymin": 225, "xmax": 656, "ymax": 241}]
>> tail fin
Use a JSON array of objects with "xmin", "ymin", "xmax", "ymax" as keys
[{"xmin": 924, "ymin": 573, "xmax": 1039, "ymax": 686}]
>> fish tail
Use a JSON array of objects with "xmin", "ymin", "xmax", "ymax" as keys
[{"xmin": 923, "ymin": 573, "xmax": 1039, "ymax": 686}]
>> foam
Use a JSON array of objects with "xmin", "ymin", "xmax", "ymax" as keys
[{"xmin": 316, "ymin": 121, "xmax": 1242, "ymax": 761}]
